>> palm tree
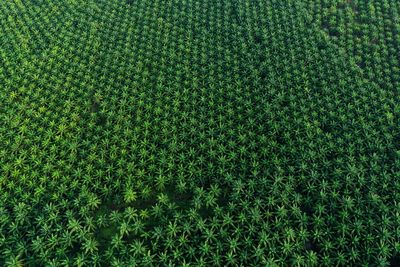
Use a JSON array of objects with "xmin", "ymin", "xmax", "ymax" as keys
[
  {"xmin": 124, "ymin": 188, "xmax": 137, "ymax": 204},
  {"xmin": 83, "ymin": 236, "xmax": 98, "ymax": 254},
  {"xmin": 4, "ymin": 253, "xmax": 23, "ymax": 267}
]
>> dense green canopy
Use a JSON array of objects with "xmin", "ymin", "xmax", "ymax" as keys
[{"xmin": 0, "ymin": 0, "xmax": 399, "ymax": 266}]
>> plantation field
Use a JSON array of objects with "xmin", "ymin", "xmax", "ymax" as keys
[{"xmin": 0, "ymin": 0, "xmax": 399, "ymax": 266}]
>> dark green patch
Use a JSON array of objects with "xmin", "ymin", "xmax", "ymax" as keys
[
  {"xmin": 90, "ymin": 99, "xmax": 100, "ymax": 113},
  {"xmin": 260, "ymin": 69, "xmax": 267, "ymax": 80},
  {"xmin": 320, "ymin": 123, "xmax": 333, "ymax": 134},
  {"xmin": 96, "ymin": 223, "xmax": 118, "ymax": 247},
  {"xmin": 217, "ymin": 195, "xmax": 229, "ymax": 207},
  {"xmin": 231, "ymin": 3, "xmax": 242, "ymax": 24},
  {"xmin": 355, "ymin": 58, "xmax": 366, "ymax": 70},
  {"xmin": 305, "ymin": 240, "xmax": 320, "ymax": 253},
  {"xmin": 198, "ymin": 206, "xmax": 214, "ymax": 218},
  {"xmin": 132, "ymin": 197, "xmax": 157, "ymax": 210},
  {"xmin": 253, "ymin": 33, "xmax": 263, "ymax": 45},
  {"xmin": 96, "ymin": 113, "xmax": 107, "ymax": 126},
  {"xmin": 170, "ymin": 191, "xmax": 192, "ymax": 209}
]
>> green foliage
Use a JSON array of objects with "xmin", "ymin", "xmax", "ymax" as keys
[{"xmin": 0, "ymin": 0, "xmax": 399, "ymax": 266}]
